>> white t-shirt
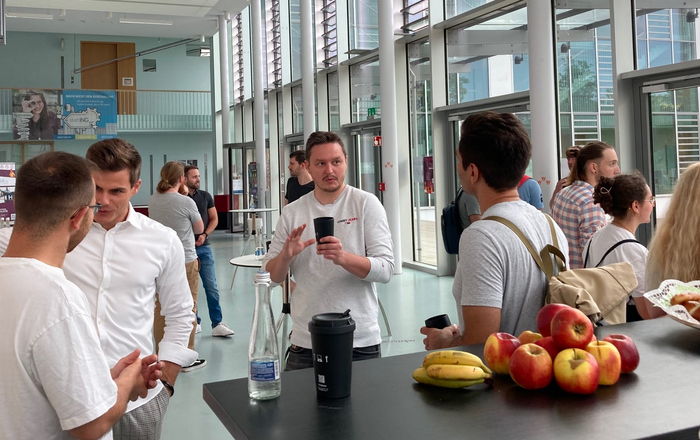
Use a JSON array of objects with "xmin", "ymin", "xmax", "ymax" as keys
[
  {"xmin": 0, "ymin": 258, "xmax": 117, "ymax": 440},
  {"xmin": 263, "ymin": 185, "xmax": 395, "ymax": 349},
  {"xmin": 453, "ymin": 201, "xmax": 569, "ymax": 337},
  {"xmin": 582, "ymin": 223, "xmax": 648, "ymax": 299}
]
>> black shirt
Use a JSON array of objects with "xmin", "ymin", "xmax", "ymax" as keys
[
  {"xmin": 188, "ymin": 189, "xmax": 215, "ymax": 246},
  {"xmin": 285, "ymin": 177, "xmax": 315, "ymax": 204}
]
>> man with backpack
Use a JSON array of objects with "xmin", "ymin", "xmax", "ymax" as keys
[
  {"xmin": 421, "ymin": 111, "xmax": 568, "ymax": 350},
  {"xmin": 441, "ymin": 187, "xmax": 481, "ymax": 254}
]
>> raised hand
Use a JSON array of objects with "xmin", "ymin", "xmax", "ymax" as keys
[{"xmin": 282, "ymin": 224, "xmax": 316, "ymax": 258}]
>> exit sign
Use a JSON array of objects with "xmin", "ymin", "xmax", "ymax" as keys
[
  {"xmin": 373, "ymin": 136, "xmax": 382, "ymax": 146},
  {"xmin": 367, "ymin": 107, "xmax": 376, "ymax": 116}
]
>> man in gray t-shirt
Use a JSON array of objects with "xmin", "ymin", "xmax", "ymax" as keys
[
  {"xmin": 457, "ymin": 188, "xmax": 481, "ymax": 229},
  {"xmin": 421, "ymin": 112, "xmax": 567, "ymax": 350}
]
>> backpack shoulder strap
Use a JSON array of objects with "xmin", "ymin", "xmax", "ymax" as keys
[
  {"xmin": 583, "ymin": 239, "xmax": 593, "ymax": 268},
  {"xmin": 595, "ymin": 239, "xmax": 642, "ymax": 268},
  {"xmin": 541, "ymin": 214, "xmax": 566, "ymax": 274},
  {"xmin": 484, "ymin": 216, "xmax": 551, "ymax": 278}
]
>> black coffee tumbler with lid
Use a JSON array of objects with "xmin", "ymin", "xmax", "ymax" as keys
[
  {"xmin": 308, "ymin": 309, "xmax": 356, "ymax": 399},
  {"xmin": 313, "ymin": 217, "xmax": 334, "ymax": 245}
]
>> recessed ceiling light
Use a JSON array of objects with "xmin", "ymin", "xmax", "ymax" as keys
[
  {"xmin": 119, "ymin": 17, "xmax": 172, "ymax": 26},
  {"xmin": 5, "ymin": 12, "xmax": 54, "ymax": 20}
]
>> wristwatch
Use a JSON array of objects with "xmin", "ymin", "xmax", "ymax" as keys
[
  {"xmin": 160, "ymin": 379, "xmax": 174, "ymax": 397},
  {"xmin": 203, "ymin": 232, "xmax": 209, "ymax": 240}
]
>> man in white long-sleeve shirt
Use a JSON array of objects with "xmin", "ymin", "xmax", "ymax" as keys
[
  {"xmin": 264, "ymin": 131, "xmax": 395, "ymax": 371},
  {"xmin": 56, "ymin": 139, "xmax": 196, "ymax": 439}
]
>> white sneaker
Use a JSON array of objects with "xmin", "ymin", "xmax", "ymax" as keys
[
  {"xmin": 195, "ymin": 324, "xmax": 202, "ymax": 334},
  {"xmin": 212, "ymin": 322, "xmax": 235, "ymax": 337},
  {"xmin": 181, "ymin": 359, "xmax": 207, "ymax": 372}
]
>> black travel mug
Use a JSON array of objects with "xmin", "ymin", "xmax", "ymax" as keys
[
  {"xmin": 308, "ymin": 309, "xmax": 356, "ymax": 399},
  {"xmin": 313, "ymin": 217, "xmax": 334, "ymax": 245},
  {"xmin": 425, "ymin": 314, "xmax": 452, "ymax": 329}
]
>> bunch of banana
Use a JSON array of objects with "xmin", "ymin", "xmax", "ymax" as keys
[{"xmin": 413, "ymin": 350, "xmax": 492, "ymax": 389}]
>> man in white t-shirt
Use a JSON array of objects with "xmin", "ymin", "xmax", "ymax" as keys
[
  {"xmin": 264, "ymin": 131, "xmax": 395, "ymax": 371},
  {"xmin": 420, "ymin": 112, "xmax": 568, "ymax": 349},
  {"xmin": 0, "ymin": 151, "xmax": 162, "ymax": 440}
]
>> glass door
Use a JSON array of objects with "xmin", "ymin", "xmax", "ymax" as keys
[{"xmin": 354, "ymin": 129, "xmax": 383, "ymax": 202}]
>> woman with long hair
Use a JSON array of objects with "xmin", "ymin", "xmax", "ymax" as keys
[
  {"xmin": 549, "ymin": 146, "xmax": 581, "ymax": 210},
  {"xmin": 551, "ymin": 141, "xmax": 620, "ymax": 268},
  {"xmin": 645, "ymin": 162, "xmax": 700, "ymax": 318},
  {"xmin": 583, "ymin": 173, "xmax": 654, "ymax": 321},
  {"xmin": 13, "ymin": 90, "xmax": 61, "ymax": 140}
]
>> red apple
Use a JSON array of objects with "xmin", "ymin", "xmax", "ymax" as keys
[
  {"xmin": 517, "ymin": 330, "xmax": 543, "ymax": 344},
  {"xmin": 483, "ymin": 332, "xmax": 521, "ymax": 375},
  {"xmin": 551, "ymin": 307, "xmax": 594, "ymax": 350},
  {"xmin": 553, "ymin": 348, "xmax": 599, "ymax": 394},
  {"xmin": 534, "ymin": 336, "xmax": 560, "ymax": 361},
  {"xmin": 585, "ymin": 341, "xmax": 621, "ymax": 385},
  {"xmin": 509, "ymin": 343, "xmax": 553, "ymax": 390},
  {"xmin": 536, "ymin": 304, "xmax": 571, "ymax": 337},
  {"xmin": 602, "ymin": 334, "xmax": 640, "ymax": 373}
]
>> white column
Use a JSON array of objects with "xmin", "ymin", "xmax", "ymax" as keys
[
  {"xmin": 610, "ymin": 0, "xmax": 636, "ymax": 171},
  {"xmin": 251, "ymin": 1, "xmax": 268, "ymax": 208},
  {"xmin": 526, "ymin": 0, "xmax": 558, "ymax": 213},
  {"xmin": 378, "ymin": 0, "xmax": 402, "ymax": 274},
  {"xmin": 218, "ymin": 14, "xmax": 231, "ymax": 194},
  {"xmin": 301, "ymin": 0, "xmax": 316, "ymax": 140}
]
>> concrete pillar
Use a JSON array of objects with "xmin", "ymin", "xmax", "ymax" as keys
[
  {"xmin": 301, "ymin": 0, "xmax": 316, "ymax": 140},
  {"xmin": 378, "ymin": 0, "xmax": 402, "ymax": 274},
  {"xmin": 526, "ymin": 0, "xmax": 558, "ymax": 213}
]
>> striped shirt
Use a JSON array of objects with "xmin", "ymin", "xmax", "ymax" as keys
[{"xmin": 551, "ymin": 180, "xmax": 606, "ymax": 269}]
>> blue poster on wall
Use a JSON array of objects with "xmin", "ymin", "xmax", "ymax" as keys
[{"xmin": 58, "ymin": 90, "xmax": 117, "ymax": 140}]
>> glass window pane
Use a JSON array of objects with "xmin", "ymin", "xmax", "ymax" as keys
[
  {"xmin": 636, "ymin": 9, "xmax": 698, "ymax": 69},
  {"xmin": 349, "ymin": 58, "xmax": 381, "ymax": 123},
  {"xmin": 349, "ymin": 0, "xmax": 379, "ymax": 51},
  {"xmin": 446, "ymin": 7, "xmax": 528, "ymax": 105},
  {"xmin": 328, "ymin": 72, "xmax": 340, "ymax": 130},
  {"xmin": 292, "ymin": 85, "xmax": 303, "ymax": 133},
  {"xmin": 290, "ymin": 0, "xmax": 302, "ymax": 82},
  {"xmin": 445, "ymin": 0, "xmax": 496, "ymax": 19}
]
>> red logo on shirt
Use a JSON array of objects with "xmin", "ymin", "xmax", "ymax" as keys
[{"xmin": 338, "ymin": 217, "xmax": 358, "ymax": 225}]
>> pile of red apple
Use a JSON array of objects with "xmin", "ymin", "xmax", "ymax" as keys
[{"xmin": 483, "ymin": 304, "xmax": 640, "ymax": 394}]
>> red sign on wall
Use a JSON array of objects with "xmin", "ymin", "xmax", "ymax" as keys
[
  {"xmin": 373, "ymin": 136, "xmax": 382, "ymax": 147},
  {"xmin": 378, "ymin": 182, "xmax": 385, "ymax": 192}
]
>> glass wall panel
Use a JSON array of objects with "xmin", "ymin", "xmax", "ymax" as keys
[
  {"xmin": 637, "ymin": 9, "xmax": 697, "ymax": 70},
  {"xmin": 446, "ymin": 7, "xmax": 528, "ymax": 105},
  {"xmin": 350, "ymin": 58, "xmax": 381, "ymax": 123},
  {"xmin": 292, "ymin": 85, "xmax": 303, "ymax": 133},
  {"xmin": 407, "ymin": 38, "xmax": 435, "ymax": 266},
  {"xmin": 555, "ymin": 3, "xmax": 610, "ymax": 172},
  {"xmin": 290, "ymin": 0, "xmax": 302, "ymax": 81},
  {"xmin": 445, "ymin": 0, "xmax": 496, "ymax": 19},
  {"xmin": 328, "ymin": 72, "xmax": 340, "ymax": 130},
  {"xmin": 348, "ymin": 0, "xmax": 379, "ymax": 51}
]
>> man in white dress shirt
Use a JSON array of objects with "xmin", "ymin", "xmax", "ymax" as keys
[
  {"xmin": 0, "ymin": 151, "xmax": 163, "ymax": 440},
  {"xmin": 63, "ymin": 139, "xmax": 197, "ymax": 439}
]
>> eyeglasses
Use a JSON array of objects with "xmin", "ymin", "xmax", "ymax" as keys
[
  {"xmin": 26, "ymin": 100, "xmax": 43, "ymax": 108},
  {"xmin": 70, "ymin": 203, "xmax": 103, "ymax": 219},
  {"xmin": 647, "ymin": 196, "xmax": 656, "ymax": 205}
]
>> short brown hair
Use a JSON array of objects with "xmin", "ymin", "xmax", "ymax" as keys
[
  {"xmin": 13, "ymin": 151, "xmax": 94, "ymax": 237},
  {"xmin": 157, "ymin": 161, "xmax": 185, "ymax": 193},
  {"xmin": 458, "ymin": 111, "xmax": 531, "ymax": 191},
  {"xmin": 305, "ymin": 131, "xmax": 346, "ymax": 160},
  {"xmin": 289, "ymin": 150, "xmax": 306, "ymax": 164},
  {"xmin": 86, "ymin": 138, "xmax": 142, "ymax": 187},
  {"xmin": 594, "ymin": 173, "xmax": 648, "ymax": 219},
  {"xmin": 184, "ymin": 165, "xmax": 199, "ymax": 176}
]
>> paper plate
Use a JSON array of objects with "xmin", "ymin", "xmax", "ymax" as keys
[{"xmin": 643, "ymin": 280, "xmax": 700, "ymax": 330}]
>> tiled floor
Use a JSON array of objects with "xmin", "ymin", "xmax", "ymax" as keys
[{"xmin": 162, "ymin": 230, "xmax": 456, "ymax": 439}]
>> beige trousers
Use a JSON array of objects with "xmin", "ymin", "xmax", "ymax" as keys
[{"xmin": 154, "ymin": 259, "xmax": 199, "ymax": 353}]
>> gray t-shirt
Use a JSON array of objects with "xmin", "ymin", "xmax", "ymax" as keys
[
  {"xmin": 452, "ymin": 200, "xmax": 568, "ymax": 337},
  {"xmin": 148, "ymin": 192, "xmax": 201, "ymax": 262},
  {"xmin": 458, "ymin": 190, "xmax": 481, "ymax": 229}
]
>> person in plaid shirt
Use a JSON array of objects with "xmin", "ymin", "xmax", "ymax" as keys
[{"xmin": 551, "ymin": 141, "xmax": 620, "ymax": 268}]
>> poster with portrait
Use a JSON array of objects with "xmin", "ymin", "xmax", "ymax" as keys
[
  {"xmin": 58, "ymin": 90, "xmax": 118, "ymax": 140},
  {"xmin": 12, "ymin": 89, "xmax": 62, "ymax": 141},
  {"xmin": 12, "ymin": 89, "xmax": 118, "ymax": 140},
  {"xmin": 0, "ymin": 162, "xmax": 16, "ymax": 221}
]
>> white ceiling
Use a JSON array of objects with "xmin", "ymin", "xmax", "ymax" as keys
[{"xmin": 5, "ymin": 0, "xmax": 250, "ymax": 39}]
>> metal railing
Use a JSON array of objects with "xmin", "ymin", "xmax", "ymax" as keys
[{"xmin": 0, "ymin": 88, "xmax": 212, "ymax": 133}]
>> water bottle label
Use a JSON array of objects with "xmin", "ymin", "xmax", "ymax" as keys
[{"xmin": 250, "ymin": 360, "xmax": 280, "ymax": 381}]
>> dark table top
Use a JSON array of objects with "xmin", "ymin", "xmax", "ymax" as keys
[{"xmin": 203, "ymin": 317, "xmax": 700, "ymax": 440}]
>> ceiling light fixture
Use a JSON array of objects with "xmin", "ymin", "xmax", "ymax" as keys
[
  {"xmin": 5, "ymin": 12, "xmax": 54, "ymax": 20},
  {"xmin": 119, "ymin": 17, "xmax": 173, "ymax": 26},
  {"xmin": 59, "ymin": 9, "xmax": 66, "ymax": 17},
  {"xmin": 107, "ymin": 11, "xmax": 113, "ymax": 18}
]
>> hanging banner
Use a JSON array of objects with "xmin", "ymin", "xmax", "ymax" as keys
[
  {"xmin": 12, "ymin": 89, "xmax": 118, "ymax": 140},
  {"xmin": 0, "ymin": 162, "xmax": 16, "ymax": 221}
]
